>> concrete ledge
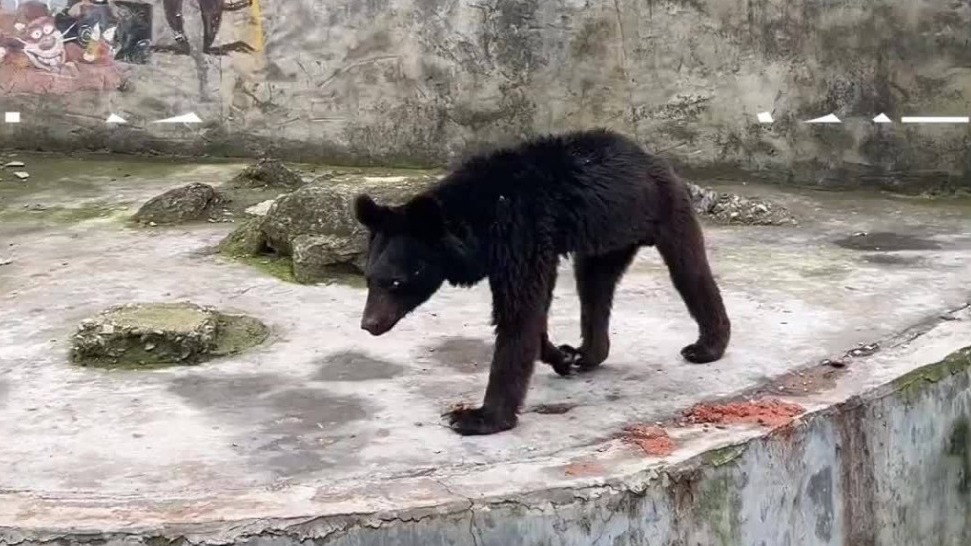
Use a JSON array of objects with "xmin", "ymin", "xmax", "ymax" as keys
[{"xmin": 3, "ymin": 308, "xmax": 969, "ymax": 546}]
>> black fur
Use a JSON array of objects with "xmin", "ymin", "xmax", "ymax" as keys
[{"xmin": 353, "ymin": 128, "xmax": 731, "ymax": 436}]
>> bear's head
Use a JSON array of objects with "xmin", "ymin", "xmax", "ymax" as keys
[{"xmin": 353, "ymin": 193, "xmax": 450, "ymax": 336}]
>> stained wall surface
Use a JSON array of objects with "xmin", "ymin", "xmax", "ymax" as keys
[{"xmin": 1, "ymin": 0, "xmax": 970, "ymax": 190}]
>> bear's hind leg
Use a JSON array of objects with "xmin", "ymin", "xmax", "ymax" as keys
[
  {"xmin": 656, "ymin": 212, "xmax": 731, "ymax": 363},
  {"xmin": 557, "ymin": 245, "xmax": 639, "ymax": 372},
  {"xmin": 538, "ymin": 268, "xmax": 574, "ymax": 377}
]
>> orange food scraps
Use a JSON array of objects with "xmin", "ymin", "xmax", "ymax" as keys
[
  {"xmin": 623, "ymin": 425, "xmax": 675, "ymax": 457},
  {"xmin": 684, "ymin": 399, "xmax": 805, "ymax": 428}
]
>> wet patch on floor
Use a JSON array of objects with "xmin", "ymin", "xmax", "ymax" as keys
[
  {"xmin": 169, "ymin": 374, "xmax": 372, "ymax": 474},
  {"xmin": 170, "ymin": 374, "xmax": 370, "ymax": 431},
  {"xmin": 834, "ymin": 232, "xmax": 941, "ymax": 251},
  {"xmin": 256, "ymin": 388, "xmax": 373, "ymax": 474},
  {"xmin": 861, "ymin": 253, "xmax": 923, "ymax": 266},
  {"xmin": 263, "ymin": 388, "xmax": 370, "ymax": 433},
  {"xmin": 168, "ymin": 373, "xmax": 283, "ymax": 405},
  {"xmin": 798, "ymin": 264, "xmax": 852, "ymax": 278},
  {"xmin": 314, "ymin": 350, "xmax": 406, "ymax": 381},
  {"xmin": 256, "ymin": 434, "xmax": 364, "ymax": 475},
  {"xmin": 422, "ymin": 337, "xmax": 493, "ymax": 374},
  {"xmin": 529, "ymin": 402, "xmax": 576, "ymax": 415}
]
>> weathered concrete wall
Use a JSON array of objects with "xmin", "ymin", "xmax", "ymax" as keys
[
  {"xmin": 262, "ymin": 349, "xmax": 970, "ymax": 546},
  {"xmin": 1, "ymin": 1, "xmax": 970, "ymax": 191}
]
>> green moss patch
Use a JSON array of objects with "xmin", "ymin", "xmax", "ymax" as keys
[
  {"xmin": 893, "ymin": 346, "xmax": 971, "ymax": 401},
  {"xmin": 235, "ymin": 254, "xmax": 297, "ymax": 284},
  {"xmin": 0, "ymin": 201, "xmax": 132, "ymax": 227}
]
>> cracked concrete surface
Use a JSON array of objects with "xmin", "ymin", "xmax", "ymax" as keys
[{"xmin": 0, "ymin": 157, "xmax": 970, "ymax": 544}]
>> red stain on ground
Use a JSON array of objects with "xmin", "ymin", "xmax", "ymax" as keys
[
  {"xmin": 623, "ymin": 425, "xmax": 676, "ymax": 457},
  {"xmin": 563, "ymin": 461, "xmax": 607, "ymax": 477},
  {"xmin": 683, "ymin": 399, "xmax": 805, "ymax": 428}
]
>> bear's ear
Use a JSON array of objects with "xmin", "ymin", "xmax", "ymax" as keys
[
  {"xmin": 353, "ymin": 194, "xmax": 389, "ymax": 230},
  {"xmin": 404, "ymin": 194, "xmax": 445, "ymax": 239}
]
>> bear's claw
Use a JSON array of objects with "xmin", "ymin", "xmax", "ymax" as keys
[
  {"xmin": 680, "ymin": 342, "xmax": 723, "ymax": 364},
  {"xmin": 446, "ymin": 406, "xmax": 517, "ymax": 436}
]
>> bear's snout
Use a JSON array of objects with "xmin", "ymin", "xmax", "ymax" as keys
[
  {"xmin": 360, "ymin": 290, "xmax": 402, "ymax": 335},
  {"xmin": 361, "ymin": 315, "xmax": 391, "ymax": 336}
]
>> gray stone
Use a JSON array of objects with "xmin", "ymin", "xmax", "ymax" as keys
[
  {"xmin": 244, "ymin": 199, "xmax": 278, "ymax": 217},
  {"xmin": 291, "ymin": 234, "xmax": 368, "ymax": 283},
  {"xmin": 217, "ymin": 216, "xmax": 267, "ymax": 256},
  {"xmin": 261, "ymin": 174, "xmax": 436, "ymax": 257},
  {"xmin": 132, "ymin": 183, "xmax": 221, "ymax": 225},
  {"xmin": 228, "ymin": 159, "xmax": 305, "ymax": 190},
  {"xmin": 218, "ymin": 172, "xmax": 435, "ymax": 282},
  {"xmin": 687, "ymin": 182, "xmax": 797, "ymax": 226}
]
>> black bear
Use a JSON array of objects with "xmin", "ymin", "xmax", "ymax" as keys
[{"xmin": 352, "ymin": 128, "xmax": 731, "ymax": 436}]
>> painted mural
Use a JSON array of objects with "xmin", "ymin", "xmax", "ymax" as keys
[{"xmin": 0, "ymin": 0, "xmax": 264, "ymax": 95}]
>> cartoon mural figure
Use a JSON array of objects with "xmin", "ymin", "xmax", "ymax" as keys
[
  {"xmin": 19, "ymin": 14, "xmax": 78, "ymax": 74},
  {"xmin": 0, "ymin": 0, "xmax": 127, "ymax": 93},
  {"xmin": 0, "ymin": 0, "xmax": 265, "ymax": 95},
  {"xmin": 155, "ymin": 0, "xmax": 256, "ymax": 56},
  {"xmin": 75, "ymin": 21, "xmax": 116, "ymax": 63},
  {"xmin": 54, "ymin": 1, "xmax": 150, "ymax": 64},
  {"xmin": 0, "ymin": 1, "xmax": 126, "ymax": 94}
]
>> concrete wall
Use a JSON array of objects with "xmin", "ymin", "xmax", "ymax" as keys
[
  {"xmin": 253, "ymin": 349, "xmax": 971, "ymax": 545},
  {"xmin": 1, "ymin": 1, "xmax": 970, "ymax": 192},
  {"xmin": 283, "ymin": 350, "xmax": 969, "ymax": 545}
]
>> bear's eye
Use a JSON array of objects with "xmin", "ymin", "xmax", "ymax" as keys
[{"xmin": 383, "ymin": 279, "xmax": 405, "ymax": 291}]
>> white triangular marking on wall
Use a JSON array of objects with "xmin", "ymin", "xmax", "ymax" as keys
[
  {"xmin": 153, "ymin": 112, "xmax": 202, "ymax": 124},
  {"xmin": 805, "ymin": 113, "xmax": 841, "ymax": 124},
  {"xmin": 756, "ymin": 111, "xmax": 773, "ymax": 123},
  {"xmin": 106, "ymin": 113, "xmax": 127, "ymax": 124},
  {"xmin": 872, "ymin": 113, "xmax": 892, "ymax": 123}
]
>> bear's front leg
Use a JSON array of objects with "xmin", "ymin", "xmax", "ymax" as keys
[
  {"xmin": 447, "ymin": 264, "xmax": 552, "ymax": 435},
  {"xmin": 447, "ymin": 320, "xmax": 543, "ymax": 435}
]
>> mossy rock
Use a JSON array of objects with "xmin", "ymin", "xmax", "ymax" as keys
[
  {"xmin": 70, "ymin": 302, "xmax": 269, "ymax": 369},
  {"xmin": 218, "ymin": 173, "xmax": 437, "ymax": 284},
  {"xmin": 228, "ymin": 159, "xmax": 305, "ymax": 190},
  {"xmin": 218, "ymin": 216, "xmax": 267, "ymax": 257},
  {"xmin": 132, "ymin": 183, "xmax": 222, "ymax": 225},
  {"xmin": 291, "ymin": 233, "xmax": 368, "ymax": 283},
  {"xmin": 262, "ymin": 174, "xmax": 436, "ymax": 256}
]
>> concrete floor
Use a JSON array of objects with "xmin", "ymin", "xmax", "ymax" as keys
[{"xmin": 0, "ymin": 156, "xmax": 970, "ymax": 536}]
